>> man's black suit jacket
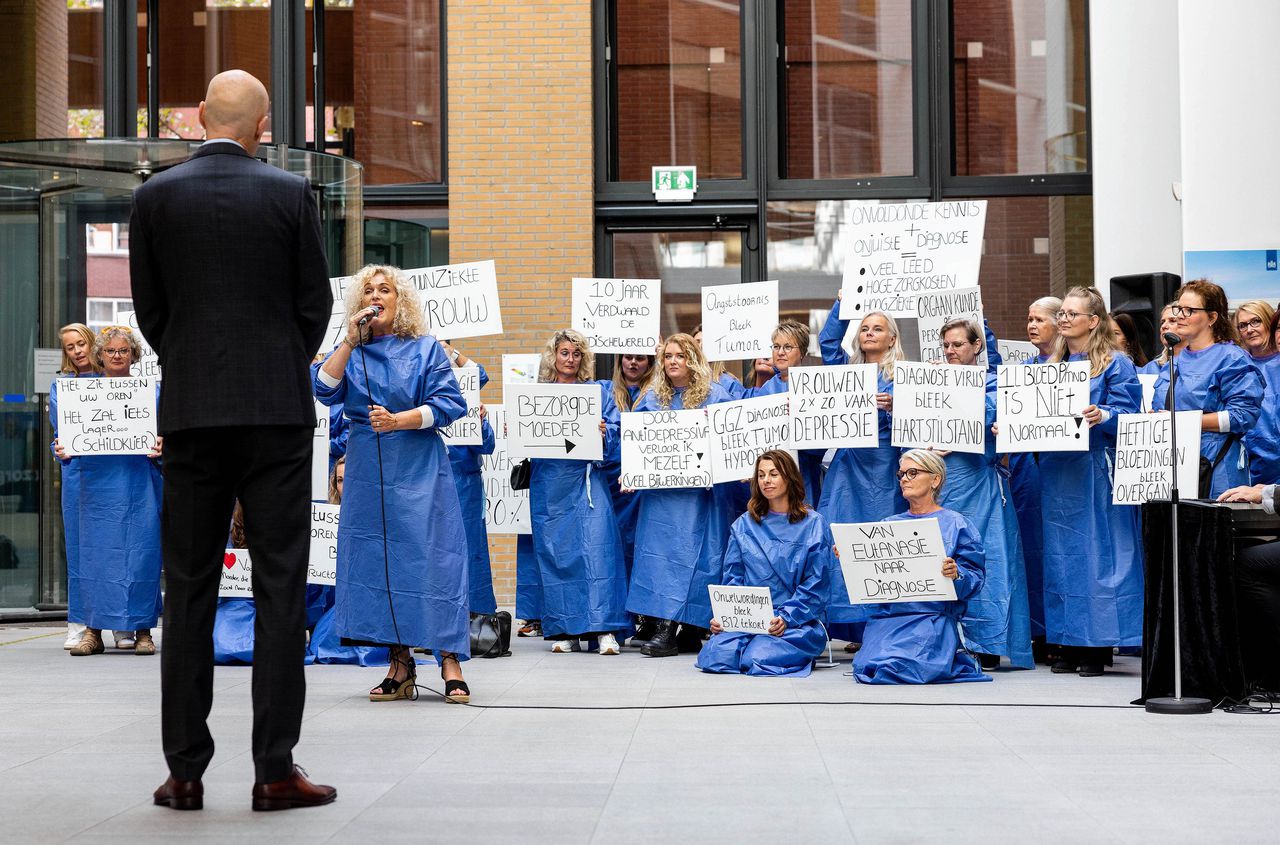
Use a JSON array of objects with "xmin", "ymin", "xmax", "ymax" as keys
[{"xmin": 128, "ymin": 142, "xmax": 333, "ymax": 434}]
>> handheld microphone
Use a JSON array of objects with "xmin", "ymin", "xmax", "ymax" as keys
[
  {"xmin": 358, "ymin": 304, "xmax": 383, "ymax": 326},
  {"xmin": 1162, "ymin": 331, "xmax": 1182, "ymax": 347}
]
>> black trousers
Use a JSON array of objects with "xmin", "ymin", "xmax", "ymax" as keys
[
  {"xmin": 159, "ymin": 425, "xmax": 311, "ymax": 784},
  {"xmin": 1236, "ymin": 540, "xmax": 1280, "ymax": 690}
]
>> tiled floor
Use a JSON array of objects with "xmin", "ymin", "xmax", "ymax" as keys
[{"xmin": 3, "ymin": 623, "xmax": 1279, "ymax": 843}]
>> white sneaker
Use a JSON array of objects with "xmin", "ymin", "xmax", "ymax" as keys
[
  {"xmin": 64, "ymin": 622, "xmax": 86, "ymax": 650},
  {"xmin": 550, "ymin": 639, "xmax": 581, "ymax": 653},
  {"xmin": 113, "ymin": 631, "xmax": 136, "ymax": 649},
  {"xmin": 598, "ymin": 633, "xmax": 621, "ymax": 655}
]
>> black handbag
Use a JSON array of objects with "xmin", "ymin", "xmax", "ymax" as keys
[
  {"xmin": 1198, "ymin": 433, "xmax": 1241, "ymax": 499},
  {"xmin": 510, "ymin": 458, "xmax": 531, "ymax": 491},
  {"xmin": 469, "ymin": 610, "xmax": 513, "ymax": 658}
]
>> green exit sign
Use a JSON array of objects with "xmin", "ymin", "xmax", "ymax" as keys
[{"xmin": 652, "ymin": 166, "xmax": 697, "ymax": 202}]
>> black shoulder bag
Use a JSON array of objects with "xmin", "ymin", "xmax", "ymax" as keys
[
  {"xmin": 510, "ymin": 458, "xmax": 532, "ymax": 491},
  {"xmin": 1198, "ymin": 433, "xmax": 1241, "ymax": 499}
]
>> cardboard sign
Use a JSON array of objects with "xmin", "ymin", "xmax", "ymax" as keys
[
  {"xmin": 405, "ymin": 260, "xmax": 503, "ymax": 340},
  {"xmin": 839, "ymin": 200, "xmax": 987, "ymax": 319},
  {"xmin": 707, "ymin": 393, "xmax": 792, "ymax": 482},
  {"xmin": 308, "ymin": 503, "xmax": 340, "ymax": 586},
  {"xmin": 890, "ymin": 363, "xmax": 987, "ymax": 455},
  {"xmin": 312, "ymin": 400, "xmax": 331, "ymax": 501},
  {"xmin": 619, "ymin": 409, "xmax": 712, "ymax": 489},
  {"xmin": 482, "ymin": 408, "xmax": 531, "ymax": 534},
  {"xmin": 1112, "ymin": 411, "xmax": 1203, "ymax": 504},
  {"xmin": 119, "ymin": 312, "xmax": 162, "ymax": 380},
  {"xmin": 56, "ymin": 376, "xmax": 158, "ymax": 456},
  {"xmin": 915, "ymin": 286, "xmax": 988, "ymax": 367},
  {"xmin": 572, "ymin": 277, "xmax": 661, "ymax": 353},
  {"xmin": 700, "ymin": 280, "xmax": 779, "ymax": 362},
  {"xmin": 708, "ymin": 585, "xmax": 775, "ymax": 633},
  {"xmin": 218, "ymin": 549, "xmax": 254, "ymax": 598},
  {"xmin": 997, "ymin": 339, "xmax": 1039, "ymax": 365},
  {"xmin": 504, "ymin": 382, "xmax": 603, "ymax": 461},
  {"xmin": 319, "ymin": 275, "xmax": 354, "ymax": 355},
  {"xmin": 1138, "ymin": 372, "xmax": 1158, "ymax": 413},
  {"xmin": 830, "ymin": 518, "xmax": 957, "ymax": 604},
  {"xmin": 994, "ymin": 362, "xmax": 1092, "ymax": 453},
  {"xmin": 440, "ymin": 364, "xmax": 483, "ymax": 446},
  {"xmin": 787, "ymin": 365, "xmax": 879, "ymax": 450},
  {"xmin": 503, "ymin": 353, "xmax": 541, "ymax": 387}
]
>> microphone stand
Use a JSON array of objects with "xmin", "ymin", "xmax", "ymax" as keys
[{"xmin": 1146, "ymin": 335, "xmax": 1212, "ymax": 714}]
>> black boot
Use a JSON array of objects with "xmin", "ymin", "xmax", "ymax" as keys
[
  {"xmin": 676, "ymin": 624, "xmax": 707, "ymax": 654},
  {"xmin": 641, "ymin": 619, "xmax": 679, "ymax": 657},
  {"xmin": 631, "ymin": 615, "xmax": 656, "ymax": 647}
]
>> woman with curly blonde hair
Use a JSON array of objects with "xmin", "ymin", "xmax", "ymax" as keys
[
  {"xmin": 626, "ymin": 333, "xmax": 734, "ymax": 657},
  {"xmin": 529, "ymin": 328, "xmax": 629, "ymax": 655},
  {"xmin": 314, "ymin": 264, "xmax": 472, "ymax": 702}
]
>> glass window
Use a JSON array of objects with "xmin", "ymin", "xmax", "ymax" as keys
[
  {"xmin": 766, "ymin": 196, "xmax": 1093, "ymax": 347},
  {"xmin": 779, "ymin": 0, "xmax": 915, "ymax": 180},
  {"xmin": 951, "ymin": 0, "xmax": 1088, "ymax": 176},
  {"xmin": 611, "ymin": 230, "xmax": 744, "ymax": 338},
  {"xmin": 157, "ymin": 0, "xmax": 272, "ymax": 141},
  {"xmin": 363, "ymin": 208, "xmax": 449, "ymax": 267},
  {"xmin": 613, "ymin": 0, "xmax": 744, "ymax": 181},
  {"xmin": 312, "ymin": 0, "xmax": 444, "ymax": 185},
  {"xmin": 67, "ymin": 0, "xmax": 105, "ymax": 138},
  {"xmin": 137, "ymin": 5, "xmax": 149, "ymax": 136}
]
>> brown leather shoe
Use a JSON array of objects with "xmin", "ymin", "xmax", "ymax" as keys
[
  {"xmin": 252, "ymin": 765, "xmax": 337, "ymax": 812},
  {"xmin": 153, "ymin": 776, "xmax": 203, "ymax": 810}
]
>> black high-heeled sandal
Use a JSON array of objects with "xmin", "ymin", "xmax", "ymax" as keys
[
  {"xmin": 439, "ymin": 652, "xmax": 470, "ymax": 704},
  {"xmin": 369, "ymin": 648, "xmax": 418, "ymax": 702}
]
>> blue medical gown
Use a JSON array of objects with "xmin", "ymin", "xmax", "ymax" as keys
[
  {"xmin": 853, "ymin": 508, "xmax": 990, "ymax": 684},
  {"xmin": 938, "ymin": 376, "xmax": 1033, "ymax": 668},
  {"xmin": 307, "ymin": 585, "xmax": 389, "ymax": 666},
  {"xmin": 448, "ymin": 416, "xmax": 498, "ymax": 614},
  {"xmin": 50, "ymin": 375, "xmax": 94, "ymax": 624},
  {"xmin": 716, "ymin": 371, "xmax": 746, "ymax": 400},
  {"xmin": 530, "ymin": 381, "xmax": 629, "ymax": 637},
  {"xmin": 1247, "ymin": 356, "xmax": 1280, "ymax": 484},
  {"xmin": 1039, "ymin": 352, "xmax": 1144, "ymax": 647},
  {"xmin": 1151, "ymin": 342, "xmax": 1264, "ymax": 497},
  {"xmin": 599, "ymin": 381, "xmax": 643, "ymax": 577},
  {"xmin": 626, "ymin": 383, "xmax": 732, "ymax": 626},
  {"xmin": 1007, "ymin": 353, "xmax": 1049, "ymax": 639},
  {"xmin": 747, "ymin": 373, "xmax": 824, "ymax": 506},
  {"xmin": 515, "ymin": 533, "xmax": 541, "ymax": 620},
  {"xmin": 314, "ymin": 334, "xmax": 470, "ymax": 656},
  {"xmin": 696, "ymin": 509, "xmax": 832, "ymax": 677},
  {"xmin": 54, "ymin": 377, "xmax": 164, "ymax": 631}
]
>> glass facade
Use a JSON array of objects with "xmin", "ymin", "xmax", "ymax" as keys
[{"xmin": 612, "ymin": 230, "xmax": 745, "ymax": 337}]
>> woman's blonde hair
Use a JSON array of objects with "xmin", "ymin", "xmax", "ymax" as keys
[
  {"xmin": 343, "ymin": 264, "xmax": 427, "ymax": 340},
  {"xmin": 692, "ymin": 322, "xmax": 740, "ymax": 388},
  {"xmin": 773, "ymin": 319, "xmax": 810, "ymax": 358},
  {"xmin": 1030, "ymin": 296, "xmax": 1063, "ymax": 319},
  {"xmin": 58, "ymin": 323, "xmax": 101, "ymax": 375},
  {"xmin": 1050, "ymin": 286, "xmax": 1118, "ymax": 377},
  {"xmin": 900, "ymin": 449, "xmax": 946, "ymax": 497},
  {"xmin": 651, "ymin": 333, "xmax": 713, "ymax": 410},
  {"xmin": 538, "ymin": 328, "xmax": 594, "ymax": 383},
  {"xmin": 1236, "ymin": 300, "xmax": 1277, "ymax": 355},
  {"xmin": 846, "ymin": 311, "xmax": 905, "ymax": 378},
  {"xmin": 95, "ymin": 325, "xmax": 142, "ymax": 367},
  {"xmin": 610, "ymin": 354, "xmax": 654, "ymax": 412},
  {"xmin": 328, "ymin": 455, "xmax": 345, "ymax": 505}
]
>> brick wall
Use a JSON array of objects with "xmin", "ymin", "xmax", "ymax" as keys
[
  {"xmin": 0, "ymin": 0, "xmax": 68, "ymax": 141},
  {"xmin": 446, "ymin": 0, "xmax": 595, "ymax": 607}
]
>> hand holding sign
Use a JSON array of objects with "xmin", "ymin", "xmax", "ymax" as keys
[
  {"xmin": 405, "ymin": 260, "xmax": 503, "ymax": 340},
  {"xmin": 572, "ymin": 278, "xmax": 661, "ymax": 353},
  {"xmin": 56, "ymin": 376, "xmax": 158, "ymax": 456},
  {"xmin": 707, "ymin": 585, "xmax": 776, "ymax": 633},
  {"xmin": 994, "ymin": 362, "xmax": 1091, "ymax": 453},
  {"xmin": 830, "ymin": 518, "xmax": 956, "ymax": 604},
  {"xmin": 700, "ymin": 280, "xmax": 779, "ymax": 362},
  {"xmin": 504, "ymin": 383, "xmax": 604, "ymax": 461}
]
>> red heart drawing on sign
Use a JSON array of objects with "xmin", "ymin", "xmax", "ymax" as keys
[{"xmin": 223, "ymin": 552, "xmax": 237, "ymax": 570}]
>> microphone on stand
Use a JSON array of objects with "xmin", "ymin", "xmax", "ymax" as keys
[
  {"xmin": 357, "ymin": 305, "xmax": 383, "ymax": 326},
  {"xmin": 1162, "ymin": 331, "xmax": 1182, "ymax": 347}
]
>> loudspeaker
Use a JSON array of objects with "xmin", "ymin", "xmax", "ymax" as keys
[{"xmin": 1110, "ymin": 272, "xmax": 1181, "ymax": 361}]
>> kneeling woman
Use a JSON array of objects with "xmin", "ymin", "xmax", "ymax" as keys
[
  {"xmin": 696, "ymin": 451, "xmax": 831, "ymax": 677},
  {"xmin": 853, "ymin": 450, "xmax": 989, "ymax": 684},
  {"xmin": 315, "ymin": 264, "xmax": 471, "ymax": 702}
]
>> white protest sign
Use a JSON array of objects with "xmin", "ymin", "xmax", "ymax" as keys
[
  {"xmin": 503, "ymin": 353, "xmax": 541, "ymax": 387},
  {"xmin": 319, "ymin": 275, "xmax": 354, "ymax": 354},
  {"xmin": 707, "ymin": 393, "xmax": 792, "ymax": 482},
  {"xmin": 219, "ymin": 549, "xmax": 253, "ymax": 597},
  {"xmin": 619, "ymin": 409, "xmax": 712, "ymax": 489},
  {"xmin": 504, "ymin": 382, "xmax": 603, "ymax": 461},
  {"xmin": 890, "ymin": 363, "xmax": 987, "ymax": 455},
  {"xmin": 441, "ymin": 364, "xmax": 482, "ymax": 446},
  {"xmin": 1138, "ymin": 373, "xmax": 1158, "ymax": 413},
  {"xmin": 1112, "ymin": 411, "xmax": 1203, "ymax": 505},
  {"xmin": 572, "ymin": 278, "xmax": 661, "ymax": 353},
  {"xmin": 916, "ymin": 286, "xmax": 987, "ymax": 367},
  {"xmin": 787, "ymin": 365, "xmax": 879, "ymax": 450},
  {"xmin": 405, "ymin": 260, "xmax": 503, "ymax": 340},
  {"xmin": 840, "ymin": 200, "xmax": 987, "ymax": 319},
  {"xmin": 994, "ymin": 362, "xmax": 1091, "ymax": 453},
  {"xmin": 482, "ymin": 408, "xmax": 531, "ymax": 534},
  {"xmin": 997, "ymin": 339, "xmax": 1039, "ymax": 365},
  {"xmin": 708, "ymin": 585, "xmax": 775, "ymax": 633},
  {"xmin": 308, "ymin": 503, "xmax": 340, "ymax": 586},
  {"xmin": 56, "ymin": 376, "xmax": 158, "ymax": 456},
  {"xmin": 700, "ymin": 280, "xmax": 779, "ymax": 362},
  {"xmin": 312, "ymin": 400, "xmax": 331, "ymax": 501},
  {"xmin": 830, "ymin": 518, "xmax": 957, "ymax": 604},
  {"xmin": 33, "ymin": 348, "xmax": 62, "ymax": 394},
  {"xmin": 119, "ymin": 312, "xmax": 161, "ymax": 380}
]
